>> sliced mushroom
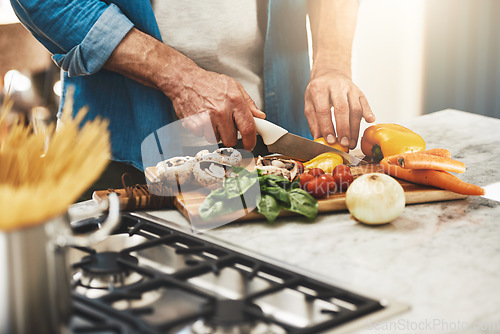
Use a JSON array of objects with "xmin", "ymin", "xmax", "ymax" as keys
[
  {"xmin": 193, "ymin": 160, "xmax": 235, "ymax": 187},
  {"xmin": 255, "ymin": 156, "xmax": 299, "ymax": 181},
  {"xmin": 156, "ymin": 156, "xmax": 195, "ymax": 185},
  {"xmin": 255, "ymin": 165, "xmax": 292, "ymax": 180},
  {"xmin": 155, "ymin": 148, "xmax": 243, "ymax": 188},
  {"xmin": 195, "ymin": 152, "xmax": 224, "ymax": 164},
  {"xmin": 195, "ymin": 149, "xmax": 210, "ymax": 160},
  {"xmin": 214, "ymin": 147, "xmax": 243, "ymax": 166}
]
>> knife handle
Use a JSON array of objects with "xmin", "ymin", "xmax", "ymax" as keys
[{"xmin": 253, "ymin": 117, "xmax": 288, "ymax": 145}]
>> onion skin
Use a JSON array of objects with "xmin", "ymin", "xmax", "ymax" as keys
[{"xmin": 345, "ymin": 173, "xmax": 406, "ymax": 225}]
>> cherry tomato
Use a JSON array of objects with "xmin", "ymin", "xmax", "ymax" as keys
[
  {"xmin": 332, "ymin": 164, "xmax": 354, "ymax": 192},
  {"xmin": 296, "ymin": 161, "xmax": 305, "ymax": 174},
  {"xmin": 318, "ymin": 174, "xmax": 336, "ymax": 193},
  {"xmin": 305, "ymin": 177, "xmax": 329, "ymax": 198},
  {"xmin": 307, "ymin": 168, "xmax": 325, "ymax": 177},
  {"xmin": 332, "ymin": 164, "xmax": 351, "ymax": 175},
  {"xmin": 299, "ymin": 173, "xmax": 315, "ymax": 189}
]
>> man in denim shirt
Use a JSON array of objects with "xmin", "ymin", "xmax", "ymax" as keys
[{"xmin": 11, "ymin": 0, "xmax": 374, "ymax": 191}]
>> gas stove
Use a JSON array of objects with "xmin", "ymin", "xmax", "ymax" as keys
[{"xmin": 67, "ymin": 213, "xmax": 407, "ymax": 333}]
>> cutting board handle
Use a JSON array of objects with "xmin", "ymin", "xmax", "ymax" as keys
[{"xmin": 253, "ymin": 117, "xmax": 288, "ymax": 145}]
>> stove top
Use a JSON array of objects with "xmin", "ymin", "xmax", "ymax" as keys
[{"xmin": 67, "ymin": 213, "xmax": 407, "ymax": 333}]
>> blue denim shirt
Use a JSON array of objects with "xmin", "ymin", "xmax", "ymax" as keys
[{"xmin": 11, "ymin": 0, "xmax": 311, "ymax": 170}]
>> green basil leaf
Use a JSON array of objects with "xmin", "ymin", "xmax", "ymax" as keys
[
  {"xmin": 290, "ymin": 177, "xmax": 300, "ymax": 189},
  {"xmin": 206, "ymin": 187, "xmax": 227, "ymax": 200},
  {"xmin": 231, "ymin": 166, "xmax": 247, "ymax": 174},
  {"xmin": 261, "ymin": 185, "xmax": 291, "ymax": 208},
  {"xmin": 258, "ymin": 175, "xmax": 267, "ymax": 185},
  {"xmin": 287, "ymin": 188, "xmax": 318, "ymax": 220},
  {"xmin": 199, "ymin": 190, "xmax": 228, "ymax": 220},
  {"xmin": 224, "ymin": 172, "xmax": 259, "ymax": 199},
  {"xmin": 257, "ymin": 194, "xmax": 281, "ymax": 223},
  {"xmin": 264, "ymin": 179, "xmax": 290, "ymax": 193},
  {"xmin": 262, "ymin": 174, "xmax": 290, "ymax": 184}
]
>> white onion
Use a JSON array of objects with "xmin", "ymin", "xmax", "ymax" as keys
[{"xmin": 345, "ymin": 173, "xmax": 405, "ymax": 225}]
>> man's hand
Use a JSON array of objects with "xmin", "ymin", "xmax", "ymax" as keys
[
  {"xmin": 305, "ymin": 67, "xmax": 374, "ymax": 149},
  {"xmin": 168, "ymin": 67, "xmax": 265, "ymax": 150},
  {"xmin": 307, "ymin": 0, "xmax": 375, "ymax": 149},
  {"xmin": 104, "ymin": 28, "xmax": 265, "ymax": 151}
]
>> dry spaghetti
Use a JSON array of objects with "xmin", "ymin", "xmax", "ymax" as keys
[{"xmin": 0, "ymin": 91, "xmax": 110, "ymax": 230}]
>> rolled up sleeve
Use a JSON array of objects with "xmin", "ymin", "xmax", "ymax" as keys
[{"xmin": 11, "ymin": 1, "xmax": 134, "ymax": 77}]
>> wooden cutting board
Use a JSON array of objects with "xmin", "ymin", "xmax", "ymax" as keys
[{"xmin": 145, "ymin": 163, "xmax": 466, "ymax": 224}]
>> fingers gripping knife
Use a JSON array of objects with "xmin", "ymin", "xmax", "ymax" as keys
[{"xmin": 253, "ymin": 118, "xmax": 362, "ymax": 165}]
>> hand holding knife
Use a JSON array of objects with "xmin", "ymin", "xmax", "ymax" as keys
[{"xmin": 253, "ymin": 118, "xmax": 362, "ymax": 166}]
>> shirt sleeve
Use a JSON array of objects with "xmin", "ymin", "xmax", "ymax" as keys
[{"xmin": 10, "ymin": 0, "xmax": 134, "ymax": 77}]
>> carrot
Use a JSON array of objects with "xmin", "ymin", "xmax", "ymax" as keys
[
  {"xmin": 383, "ymin": 149, "xmax": 450, "ymax": 163},
  {"xmin": 397, "ymin": 153, "xmax": 466, "ymax": 173},
  {"xmin": 414, "ymin": 148, "xmax": 451, "ymax": 158},
  {"xmin": 380, "ymin": 158, "xmax": 484, "ymax": 196},
  {"xmin": 385, "ymin": 154, "xmax": 399, "ymax": 165}
]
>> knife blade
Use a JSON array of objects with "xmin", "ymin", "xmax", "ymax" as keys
[{"xmin": 253, "ymin": 118, "xmax": 362, "ymax": 166}]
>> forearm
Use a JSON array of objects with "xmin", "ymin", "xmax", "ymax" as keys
[
  {"xmin": 307, "ymin": 0, "xmax": 359, "ymax": 77},
  {"xmin": 104, "ymin": 27, "xmax": 201, "ymax": 99}
]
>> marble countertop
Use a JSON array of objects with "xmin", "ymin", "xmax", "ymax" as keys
[{"xmin": 144, "ymin": 110, "xmax": 500, "ymax": 333}]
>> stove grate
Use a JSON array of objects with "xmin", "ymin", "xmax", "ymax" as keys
[{"xmin": 69, "ymin": 213, "xmax": 386, "ymax": 333}]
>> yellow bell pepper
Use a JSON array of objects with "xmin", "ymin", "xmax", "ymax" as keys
[
  {"xmin": 304, "ymin": 152, "xmax": 343, "ymax": 173},
  {"xmin": 361, "ymin": 124, "xmax": 426, "ymax": 161}
]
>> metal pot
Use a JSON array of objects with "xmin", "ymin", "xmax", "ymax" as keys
[{"xmin": 0, "ymin": 193, "xmax": 119, "ymax": 334}]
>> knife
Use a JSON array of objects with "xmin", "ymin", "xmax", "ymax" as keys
[{"xmin": 253, "ymin": 118, "xmax": 362, "ymax": 166}]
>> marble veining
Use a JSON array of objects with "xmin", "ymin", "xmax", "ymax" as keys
[{"xmin": 146, "ymin": 110, "xmax": 500, "ymax": 333}]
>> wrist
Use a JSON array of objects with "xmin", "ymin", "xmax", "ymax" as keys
[
  {"xmin": 153, "ymin": 50, "xmax": 201, "ymax": 99},
  {"xmin": 310, "ymin": 58, "xmax": 352, "ymax": 80}
]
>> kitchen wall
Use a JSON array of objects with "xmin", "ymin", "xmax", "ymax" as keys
[
  {"xmin": 350, "ymin": 0, "xmax": 500, "ymax": 128},
  {"xmin": 351, "ymin": 0, "xmax": 426, "ymax": 127},
  {"xmin": 0, "ymin": 0, "xmax": 16, "ymax": 25},
  {"xmin": 422, "ymin": 0, "xmax": 500, "ymax": 119},
  {"xmin": 0, "ymin": 0, "xmax": 56, "ymax": 119}
]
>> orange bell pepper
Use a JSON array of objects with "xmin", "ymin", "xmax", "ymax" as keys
[{"xmin": 361, "ymin": 124, "xmax": 426, "ymax": 161}]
